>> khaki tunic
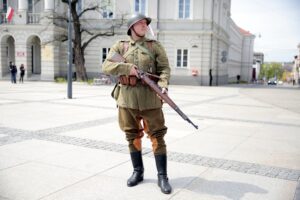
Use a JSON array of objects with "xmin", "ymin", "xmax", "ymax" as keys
[{"xmin": 102, "ymin": 37, "xmax": 171, "ymax": 111}]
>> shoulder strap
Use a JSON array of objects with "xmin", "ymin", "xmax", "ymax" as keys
[
  {"xmin": 136, "ymin": 42, "xmax": 155, "ymax": 61},
  {"xmin": 121, "ymin": 40, "xmax": 156, "ymax": 61},
  {"xmin": 122, "ymin": 41, "xmax": 129, "ymax": 55},
  {"xmin": 146, "ymin": 41, "xmax": 153, "ymax": 52}
]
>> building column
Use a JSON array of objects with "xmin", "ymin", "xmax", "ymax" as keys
[
  {"xmin": 0, "ymin": 42, "xmax": 9, "ymax": 77},
  {"xmin": 15, "ymin": 0, "xmax": 28, "ymax": 24},
  {"xmin": 41, "ymin": 42, "xmax": 60, "ymax": 80},
  {"xmin": 41, "ymin": 0, "xmax": 55, "ymax": 24},
  {"xmin": 15, "ymin": 44, "xmax": 28, "ymax": 79},
  {"xmin": 45, "ymin": 0, "xmax": 55, "ymax": 11},
  {"xmin": 18, "ymin": 0, "xmax": 28, "ymax": 10}
]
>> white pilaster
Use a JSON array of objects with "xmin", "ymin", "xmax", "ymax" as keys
[
  {"xmin": 18, "ymin": 0, "xmax": 28, "ymax": 11},
  {"xmin": 15, "ymin": 0, "xmax": 28, "ymax": 24},
  {"xmin": 44, "ymin": 0, "xmax": 55, "ymax": 11},
  {"xmin": 41, "ymin": 0, "xmax": 55, "ymax": 25},
  {"xmin": 41, "ymin": 42, "xmax": 60, "ymax": 80},
  {"xmin": 15, "ymin": 44, "xmax": 28, "ymax": 77}
]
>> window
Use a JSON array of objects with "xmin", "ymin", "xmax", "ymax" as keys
[
  {"xmin": 3, "ymin": 0, "xmax": 7, "ymax": 12},
  {"xmin": 102, "ymin": 48, "xmax": 110, "ymax": 63},
  {"xmin": 178, "ymin": 0, "xmax": 190, "ymax": 19},
  {"xmin": 101, "ymin": 0, "xmax": 114, "ymax": 19},
  {"xmin": 176, "ymin": 49, "xmax": 188, "ymax": 68},
  {"xmin": 134, "ymin": 0, "xmax": 146, "ymax": 14},
  {"xmin": 28, "ymin": 0, "xmax": 33, "ymax": 12}
]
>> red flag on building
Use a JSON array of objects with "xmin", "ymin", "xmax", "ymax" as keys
[{"xmin": 6, "ymin": 7, "xmax": 14, "ymax": 22}]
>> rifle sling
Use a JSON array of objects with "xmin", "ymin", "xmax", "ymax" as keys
[{"xmin": 122, "ymin": 42, "xmax": 155, "ymax": 61}]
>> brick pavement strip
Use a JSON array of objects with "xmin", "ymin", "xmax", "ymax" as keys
[{"xmin": 1, "ymin": 124, "xmax": 299, "ymax": 183}]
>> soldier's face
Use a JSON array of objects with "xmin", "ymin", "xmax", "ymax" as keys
[{"xmin": 132, "ymin": 19, "xmax": 148, "ymax": 36}]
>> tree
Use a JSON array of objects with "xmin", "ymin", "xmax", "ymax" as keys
[
  {"xmin": 259, "ymin": 62, "xmax": 284, "ymax": 80},
  {"xmin": 56, "ymin": 0, "xmax": 125, "ymax": 81}
]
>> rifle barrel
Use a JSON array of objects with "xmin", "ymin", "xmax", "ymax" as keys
[
  {"xmin": 139, "ymin": 70, "xmax": 198, "ymax": 130},
  {"xmin": 109, "ymin": 53, "xmax": 199, "ymax": 130}
]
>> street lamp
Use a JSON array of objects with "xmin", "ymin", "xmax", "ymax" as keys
[{"xmin": 67, "ymin": 0, "xmax": 73, "ymax": 99}]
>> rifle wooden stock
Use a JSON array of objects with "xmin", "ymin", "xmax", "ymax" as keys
[{"xmin": 108, "ymin": 53, "xmax": 199, "ymax": 129}]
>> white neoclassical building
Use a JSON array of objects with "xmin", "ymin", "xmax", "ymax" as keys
[
  {"xmin": 0, "ymin": 0, "xmax": 255, "ymax": 85},
  {"xmin": 292, "ymin": 43, "xmax": 300, "ymax": 85}
]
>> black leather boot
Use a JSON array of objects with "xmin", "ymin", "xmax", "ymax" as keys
[
  {"xmin": 155, "ymin": 154, "xmax": 172, "ymax": 194},
  {"xmin": 127, "ymin": 151, "xmax": 144, "ymax": 187}
]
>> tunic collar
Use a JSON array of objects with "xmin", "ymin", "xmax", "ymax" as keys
[{"xmin": 129, "ymin": 36, "xmax": 148, "ymax": 45}]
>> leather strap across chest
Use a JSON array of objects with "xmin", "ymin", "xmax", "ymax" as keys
[{"xmin": 122, "ymin": 41, "xmax": 155, "ymax": 61}]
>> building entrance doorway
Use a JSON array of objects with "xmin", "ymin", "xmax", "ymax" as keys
[
  {"xmin": 0, "ymin": 35, "xmax": 15, "ymax": 77},
  {"xmin": 27, "ymin": 35, "xmax": 41, "ymax": 76}
]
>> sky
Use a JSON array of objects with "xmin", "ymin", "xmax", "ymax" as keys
[{"xmin": 231, "ymin": 0, "xmax": 300, "ymax": 62}]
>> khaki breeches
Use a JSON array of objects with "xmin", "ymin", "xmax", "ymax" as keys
[{"xmin": 118, "ymin": 107, "xmax": 168, "ymax": 155}]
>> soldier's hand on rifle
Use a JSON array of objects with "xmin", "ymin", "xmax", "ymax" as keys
[
  {"xmin": 158, "ymin": 88, "xmax": 168, "ymax": 103},
  {"xmin": 129, "ymin": 65, "xmax": 139, "ymax": 78},
  {"xmin": 161, "ymin": 87, "xmax": 168, "ymax": 95}
]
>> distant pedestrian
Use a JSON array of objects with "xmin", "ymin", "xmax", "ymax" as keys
[
  {"xmin": 237, "ymin": 74, "xmax": 240, "ymax": 84},
  {"xmin": 209, "ymin": 69, "xmax": 213, "ymax": 86},
  {"xmin": 19, "ymin": 64, "xmax": 25, "ymax": 83},
  {"xmin": 9, "ymin": 62, "xmax": 17, "ymax": 84}
]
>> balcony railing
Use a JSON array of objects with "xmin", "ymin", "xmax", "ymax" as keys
[
  {"xmin": 28, "ymin": 13, "xmax": 40, "ymax": 24},
  {"xmin": 0, "ymin": 12, "xmax": 40, "ymax": 24}
]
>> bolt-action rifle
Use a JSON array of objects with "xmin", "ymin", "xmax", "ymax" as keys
[{"xmin": 108, "ymin": 53, "xmax": 198, "ymax": 129}]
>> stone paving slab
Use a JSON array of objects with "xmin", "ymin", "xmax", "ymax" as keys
[
  {"xmin": 40, "ymin": 159, "xmax": 208, "ymax": 200},
  {"xmin": 36, "ymin": 147, "xmax": 130, "ymax": 174},
  {"xmin": 0, "ymin": 81, "xmax": 299, "ymax": 200},
  {"xmin": 173, "ymin": 168, "xmax": 297, "ymax": 200},
  {"xmin": 0, "ymin": 140, "xmax": 76, "ymax": 161},
  {"xmin": 0, "ymin": 162, "xmax": 91, "ymax": 200}
]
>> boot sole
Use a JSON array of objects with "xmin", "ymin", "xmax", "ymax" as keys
[
  {"xmin": 127, "ymin": 177, "xmax": 144, "ymax": 187},
  {"xmin": 158, "ymin": 182, "xmax": 172, "ymax": 194}
]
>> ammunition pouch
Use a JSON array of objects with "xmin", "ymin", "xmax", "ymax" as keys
[
  {"xmin": 119, "ymin": 75, "xmax": 159, "ymax": 86},
  {"xmin": 111, "ymin": 83, "xmax": 120, "ymax": 100}
]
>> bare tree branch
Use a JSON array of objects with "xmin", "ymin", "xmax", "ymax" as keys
[
  {"xmin": 81, "ymin": 28, "xmax": 94, "ymax": 35},
  {"xmin": 82, "ymin": 29, "xmax": 114, "ymax": 51},
  {"xmin": 41, "ymin": 0, "xmax": 127, "ymax": 81},
  {"xmin": 48, "ymin": 14, "xmax": 69, "ymax": 22},
  {"xmin": 78, "ymin": 5, "xmax": 99, "ymax": 18},
  {"xmin": 42, "ymin": 34, "xmax": 68, "ymax": 46}
]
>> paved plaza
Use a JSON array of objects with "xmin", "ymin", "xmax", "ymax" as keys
[{"xmin": 0, "ymin": 81, "xmax": 299, "ymax": 200}]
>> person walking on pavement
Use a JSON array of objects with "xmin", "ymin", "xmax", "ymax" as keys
[
  {"xmin": 102, "ymin": 13, "xmax": 172, "ymax": 194},
  {"xmin": 9, "ymin": 62, "xmax": 13, "ymax": 83},
  {"xmin": 19, "ymin": 64, "xmax": 25, "ymax": 83},
  {"xmin": 9, "ymin": 62, "xmax": 17, "ymax": 84}
]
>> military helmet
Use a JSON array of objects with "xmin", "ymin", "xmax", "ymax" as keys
[{"xmin": 127, "ymin": 13, "xmax": 151, "ymax": 35}]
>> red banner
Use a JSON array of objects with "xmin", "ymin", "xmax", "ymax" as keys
[{"xmin": 6, "ymin": 7, "xmax": 14, "ymax": 22}]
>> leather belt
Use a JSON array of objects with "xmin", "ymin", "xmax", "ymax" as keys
[{"xmin": 119, "ymin": 75, "xmax": 159, "ymax": 86}]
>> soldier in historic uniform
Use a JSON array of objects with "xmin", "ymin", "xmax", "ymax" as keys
[{"xmin": 102, "ymin": 13, "xmax": 172, "ymax": 194}]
